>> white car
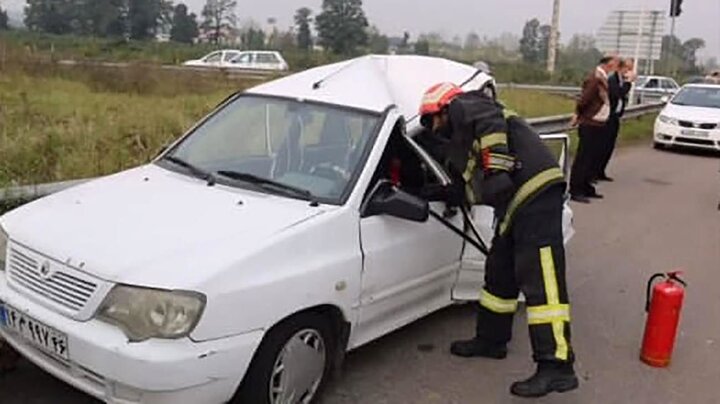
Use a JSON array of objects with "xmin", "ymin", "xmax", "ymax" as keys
[
  {"xmin": 654, "ymin": 84, "xmax": 720, "ymax": 151},
  {"xmin": 634, "ymin": 75, "xmax": 681, "ymax": 104},
  {"xmin": 0, "ymin": 55, "xmax": 573, "ymax": 404},
  {"xmin": 183, "ymin": 50, "xmax": 289, "ymax": 71}
]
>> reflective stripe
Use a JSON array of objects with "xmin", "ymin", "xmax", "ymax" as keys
[
  {"xmin": 527, "ymin": 304, "xmax": 570, "ymax": 324},
  {"xmin": 480, "ymin": 289, "xmax": 518, "ymax": 314},
  {"xmin": 463, "ymin": 152, "xmax": 477, "ymax": 183},
  {"xmin": 488, "ymin": 154, "xmax": 515, "ymax": 171},
  {"xmin": 534, "ymin": 246, "xmax": 570, "ymax": 361},
  {"xmin": 480, "ymin": 133, "xmax": 508, "ymax": 149},
  {"xmin": 540, "ymin": 247, "xmax": 560, "ymax": 304},
  {"xmin": 498, "ymin": 167, "xmax": 564, "ymax": 236}
]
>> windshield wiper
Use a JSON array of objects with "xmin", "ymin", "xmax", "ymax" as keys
[
  {"xmin": 163, "ymin": 155, "xmax": 216, "ymax": 186},
  {"xmin": 216, "ymin": 170, "xmax": 318, "ymax": 204}
]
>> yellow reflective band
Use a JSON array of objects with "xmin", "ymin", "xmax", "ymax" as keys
[
  {"xmin": 463, "ymin": 153, "xmax": 477, "ymax": 183},
  {"xmin": 480, "ymin": 133, "xmax": 508, "ymax": 150},
  {"xmin": 480, "ymin": 289, "xmax": 518, "ymax": 314},
  {"xmin": 488, "ymin": 154, "xmax": 515, "ymax": 171},
  {"xmin": 540, "ymin": 247, "xmax": 560, "ymax": 304},
  {"xmin": 527, "ymin": 304, "xmax": 570, "ymax": 324},
  {"xmin": 498, "ymin": 167, "xmax": 564, "ymax": 235},
  {"xmin": 503, "ymin": 109, "xmax": 519, "ymax": 119},
  {"xmin": 537, "ymin": 246, "xmax": 570, "ymax": 361}
]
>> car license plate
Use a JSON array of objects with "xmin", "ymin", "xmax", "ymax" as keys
[
  {"xmin": 681, "ymin": 129, "xmax": 709, "ymax": 138},
  {"xmin": 0, "ymin": 304, "xmax": 69, "ymax": 360}
]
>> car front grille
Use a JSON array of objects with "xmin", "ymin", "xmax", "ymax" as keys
[
  {"xmin": 6, "ymin": 245, "xmax": 111, "ymax": 320},
  {"xmin": 678, "ymin": 120, "xmax": 717, "ymax": 130}
]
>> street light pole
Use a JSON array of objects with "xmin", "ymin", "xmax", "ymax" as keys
[
  {"xmin": 629, "ymin": 3, "xmax": 647, "ymax": 105},
  {"xmin": 547, "ymin": 0, "xmax": 560, "ymax": 74}
]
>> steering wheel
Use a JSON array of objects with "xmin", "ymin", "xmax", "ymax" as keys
[{"xmin": 309, "ymin": 162, "xmax": 351, "ymax": 182}]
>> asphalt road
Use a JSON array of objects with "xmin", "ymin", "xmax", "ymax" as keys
[{"xmin": 1, "ymin": 144, "xmax": 719, "ymax": 404}]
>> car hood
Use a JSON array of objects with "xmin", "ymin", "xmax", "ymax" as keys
[
  {"xmin": 1, "ymin": 165, "xmax": 330, "ymax": 285},
  {"xmin": 663, "ymin": 103, "xmax": 720, "ymax": 122}
]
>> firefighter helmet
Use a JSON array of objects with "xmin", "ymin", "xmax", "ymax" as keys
[{"xmin": 419, "ymin": 82, "xmax": 464, "ymax": 117}]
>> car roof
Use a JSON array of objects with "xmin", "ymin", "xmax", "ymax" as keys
[
  {"xmin": 246, "ymin": 54, "xmax": 491, "ymax": 118},
  {"xmin": 683, "ymin": 83, "xmax": 720, "ymax": 89}
]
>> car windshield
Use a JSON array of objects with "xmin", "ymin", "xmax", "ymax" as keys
[
  {"xmin": 671, "ymin": 87, "xmax": 720, "ymax": 109},
  {"xmin": 160, "ymin": 95, "xmax": 381, "ymax": 204}
]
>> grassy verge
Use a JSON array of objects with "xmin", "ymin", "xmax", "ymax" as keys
[{"xmin": 498, "ymin": 88, "xmax": 575, "ymax": 118}]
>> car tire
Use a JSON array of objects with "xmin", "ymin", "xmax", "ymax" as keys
[{"xmin": 232, "ymin": 313, "xmax": 336, "ymax": 404}]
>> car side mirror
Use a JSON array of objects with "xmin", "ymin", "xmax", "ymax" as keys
[{"xmin": 362, "ymin": 180, "xmax": 429, "ymax": 222}]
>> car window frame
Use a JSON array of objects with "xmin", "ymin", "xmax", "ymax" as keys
[
  {"xmin": 203, "ymin": 51, "xmax": 223, "ymax": 63},
  {"xmin": 155, "ymin": 93, "xmax": 388, "ymax": 206}
]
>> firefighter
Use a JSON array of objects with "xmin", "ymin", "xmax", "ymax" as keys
[{"xmin": 418, "ymin": 82, "xmax": 579, "ymax": 397}]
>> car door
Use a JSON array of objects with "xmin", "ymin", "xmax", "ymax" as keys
[
  {"xmin": 202, "ymin": 51, "xmax": 223, "ymax": 67},
  {"xmin": 354, "ymin": 128, "xmax": 464, "ymax": 347},
  {"xmin": 452, "ymin": 133, "xmax": 574, "ymax": 301},
  {"xmin": 230, "ymin": 52, "xmax": 254, "ymax": 69},
  {"xmin": 220, "ymin": 51, "xmax": 240, "ymax": 68}
]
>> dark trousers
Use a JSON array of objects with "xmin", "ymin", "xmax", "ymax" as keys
[
  {"xmin": 597, "ymin": 116, "xmax": 620, "ymax": 178},
  {"xmin": 475, "ymin": 186, "xmax": 575, "ymax": 363},
  {"xmin": 570, "ymin": 124, "xmax": 605, "ymax": 196}
]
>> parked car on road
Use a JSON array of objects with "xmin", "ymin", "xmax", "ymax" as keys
[
  {"xmin": 634, "ymin": 75, "xmax": 681, "ymax": 104},
  {"xmin": 0, "ymin": 55, "xmax": 573, "ymax": 404},
  {"xmin": 654, "ymin": 83, "xmax": 720, "ymax": 151},
  {"xmin": 182, "ymin": 50, "xmax": 289, "ymax": 71}
]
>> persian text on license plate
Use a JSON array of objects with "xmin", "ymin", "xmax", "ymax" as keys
[
  {"xmin": 681, "ymin": 129, "xmax": 709, "ymax": 138},
  {"xmin": 0, "ymin": 304, "xmax": 69, "ymax": 360}
]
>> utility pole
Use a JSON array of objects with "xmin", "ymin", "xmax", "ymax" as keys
[
  {"xmin": 629, "ymin": 5, "xmax": 647, "ymax": 105},
  {"xmin": 547, "ymin": 0, "xmax": 560, "ymax": 74},
  {"xmin": 669, "ymin": 0, "xmax": 678, "ymax": 76}
]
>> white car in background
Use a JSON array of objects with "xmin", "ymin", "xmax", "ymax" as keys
[
  {"xmin": 0, "ymin": 55, "xmax": 573, "ymax": 404},
  {"xmin": 634, "ymin": 75, "xmax": 681, "ymax": 104},
  {"xmin": 654, "ymin": 84, "xmax": 720, "ymax": 151},
  {"xmin": 183, "ymin": 50, "xmax": 289, "ymax": 71}
]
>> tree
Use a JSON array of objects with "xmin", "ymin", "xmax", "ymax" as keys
[
  {"xmin": 201, "ymin": 0, "xmax": 238, "ymax": 44},
  {"xmin": 25, "ymin": 0, "xmax": 82, "ymax": 35},
  {"xmin": 464, "ymin": 32, "xmax": 481, "ymax": 50},
  {"xmin": 170, "ymin": 3, "xmax": 199, "ymax": 43},
  {"xmin": 559, "ymin": 34, "xmax": 602, "ymax": 72},
  {"xmin": 537, "ymin": 23, "xmax": 553, "ymax": 64},
  {"xmin": 79, "ymin": 0, "xmax": 126, "ymax": 37},
  {"xmin": 294, "ymin": 7, "xmax": 313, "ymax": 51},
  {"xmin": 681, "ymin": 38, "xmax": 705, "ymax": 73},
  {"xmin": 127, "ymin": 0, "xmax": 166, "ymax": 40},
  {"xmin": 368, "ymin": 26, "xmax": 388, "ymax": 53},
  {"xmin": 0, "ymin": 5, "xmax": 8, "ymax": 30},
  {"xmin": 414, "ymin": 39, "xmax": 430, "ymax": 56},
  {"xmin": 315, "ymin": 0, "xmax": 369, "ymax": 54},
  {"xmin": 241, "ymin": 27, "xmax": 265, "ymax": 49},
  {"xmin": 519, "ymin": 18, "xmax": 542, "ymax": 64}
]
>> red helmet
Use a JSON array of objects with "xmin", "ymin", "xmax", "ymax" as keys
[{"xmin": 419, "ymin": 82, "xmax": 464, "ymax": 117}]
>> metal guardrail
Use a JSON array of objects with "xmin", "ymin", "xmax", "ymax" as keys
[{"xmin": 0, "ymin": 102, "xmax": 663, "ymax": 205}]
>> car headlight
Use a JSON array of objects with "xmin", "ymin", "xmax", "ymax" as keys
[
  {"xmin": 658, "ymin": 115, "xmax": 678, "ymax": 125},
  {"xmin": 0, "ymin": 225, "xmax": 8, "ymax": 272},
  {"xmin": 97, "ymin": 285, "xmax": 206, "ymax": 342}
]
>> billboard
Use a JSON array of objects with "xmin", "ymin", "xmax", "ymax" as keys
[{"xmin": 596, "ymin": 10, "xmax": 666, "ymax": 61}]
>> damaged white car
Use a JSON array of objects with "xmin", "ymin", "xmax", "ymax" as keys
[{"xmin": 0, "ymin": 55, "xmax": 573, "ymax": 404}]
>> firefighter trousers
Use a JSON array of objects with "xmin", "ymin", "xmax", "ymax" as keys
[{"xmin": 475, "ymin": 185, "xmax": 575, "ymax": 363}]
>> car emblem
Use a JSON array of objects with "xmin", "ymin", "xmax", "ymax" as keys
[{"xmin": 39, "ymin": 261, "xmax": 52, "ymax": 279}]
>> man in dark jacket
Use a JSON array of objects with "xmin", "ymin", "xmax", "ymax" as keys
[
  {"xmin": 595, "ymin": 58, "xmax": 634, "ymax": 182},
  {"xmin": 569, "ymin": 56, "xmax": 619, "ymax": 203},
  {"xmin": 419, "ymin": 83, "xmax": 578, "ymax": 398}
]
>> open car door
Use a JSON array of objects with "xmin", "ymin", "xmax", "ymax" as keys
[{"xmin": 451, "ymin": 133, "xmax": 575, "ymax": 301}]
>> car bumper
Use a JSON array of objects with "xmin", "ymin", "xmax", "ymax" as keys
[
  {"xmin": 0, "ymin": 275, "xmax": 263, "ymax": 404},
  {"xmin": 654, "ymin": 121, "xmax": 720, "ymax": 151}
]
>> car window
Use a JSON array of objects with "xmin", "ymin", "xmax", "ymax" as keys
[
  {"xmin": 661, "ymin": 80, "xmax": 675, "ymax": 90},
  {"xmin": 645, "ymin": 79, "xmax": 659, "ymax": 89},
  {"xmin": 671, "ymin": 87, "xmax": 720, "ymax": 109},
  {"xmin": 256, "ymin": 53, "xmax": 280, "ymax": 64},
  {"xmin": 223, "ymin": 51, "xmax": 240, "ymax": 62},
  {"xmin": 165, "ymin": 96, "xmax": 381, "ymax": 203},
  {"xmin": 232, "ymin": 53, "xmax": 253, "ymax": 64},
  {"xmin": 204, "ymin": 52, "xmax": 222, "ymax": 63}
]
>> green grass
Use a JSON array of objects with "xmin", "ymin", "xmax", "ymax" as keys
[{"xmin": 498, "ymin": 89, "xmax": 575, "ymax": 118}]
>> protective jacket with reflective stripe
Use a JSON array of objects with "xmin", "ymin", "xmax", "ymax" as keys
[{"xmin": 445, "ymin": 91, "xmax": 565, "ymax": 236}]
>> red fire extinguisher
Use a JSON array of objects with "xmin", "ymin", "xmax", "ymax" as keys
[{"xmin": 640, "ymin": 271, "xmax": 687, "ymax": 368}]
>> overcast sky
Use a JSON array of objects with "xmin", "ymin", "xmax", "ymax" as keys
[{"xmin": 4, "ymin": 0, "xmax": 719, "ymax": 59}]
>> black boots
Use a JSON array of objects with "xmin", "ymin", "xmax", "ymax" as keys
[
  {"xmin": 449, "ymin": 338, "xmax": 507, "ymax": 359},
  {"xmin": 510, "ymin": 361, "xmax": 579, "ymax": 398}
]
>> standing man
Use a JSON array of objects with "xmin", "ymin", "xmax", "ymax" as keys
[
  {"xmin": 596, "ymin": 58, "xmax": 635, "ymax": 182},
  {"xmin": 569, "ymin": 56, "xmax": 619, "ymax": 203},
  {"xmin": 418, "ymin": 83, "xmax": 578, "ymax": 398}
]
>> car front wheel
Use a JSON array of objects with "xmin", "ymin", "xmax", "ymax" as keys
[{"xmin": 233, "ymin": 313, "xmax": 336, "ymax": 404}]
